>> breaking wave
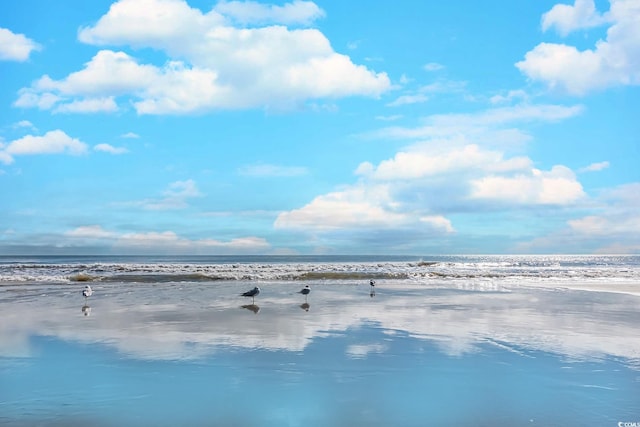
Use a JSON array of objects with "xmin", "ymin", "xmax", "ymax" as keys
[{"xmin": 1, "ymin": 255, "xmax": 639, "ymax": 288}]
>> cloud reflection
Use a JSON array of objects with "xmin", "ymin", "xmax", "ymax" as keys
[{"xmin": 1, "ymin": 282, "xmax": 639, "ymax": 365}]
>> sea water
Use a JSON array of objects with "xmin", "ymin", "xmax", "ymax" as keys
[{"xmin": 1, "ymin": 255, "xmax": 639, "ymax": 426}]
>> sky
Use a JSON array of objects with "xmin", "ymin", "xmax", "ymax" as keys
[{"xmin": 0, "ymin": 0, "xmax": 638, "ymax": 255}]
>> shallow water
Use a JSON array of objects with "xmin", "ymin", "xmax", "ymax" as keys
[{"xmin": 1, "ymin": 257, "xmax": 640, "ymax": 426}]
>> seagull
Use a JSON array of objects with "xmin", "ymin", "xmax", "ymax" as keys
[
  {"xmin": 369, "ymin": 280, "xmax": 376, "ymax": 297},
  {"xmin": 369, "ymin": 280, "xmax": 375, "ymax": 288},
  {"xmin": 82, "ymin": 285, "xmax": 93, "ymax": 300},
  {"xmin": 241, "ymin": 286, "xmax": 260, "ymax": 303},
  {"xmin": 298, "ymin": 284, "xmax": 311, "ymax": 302}
]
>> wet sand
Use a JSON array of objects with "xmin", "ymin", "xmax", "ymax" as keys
[{"xmin": 1, "ymin": 280, "xmax": 639, "ymax": 426}]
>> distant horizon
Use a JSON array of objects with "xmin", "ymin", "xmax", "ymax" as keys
[
  {"xmin": 1, "ymin": 251, "xmax": 637, "ymax": 258},
  {"xmin": 1, "ymin": 0, "xmax": 638, "ymax": 255}
]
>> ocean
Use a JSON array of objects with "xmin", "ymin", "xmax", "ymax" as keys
[{"xmin": 1, "ymin": 255, "xmax": 639, "ymax": 426}]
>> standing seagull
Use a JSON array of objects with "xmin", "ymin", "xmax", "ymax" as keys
[
  {"xmin": 369, "ymin": 280, "xmax": 376, "ymax": 297},
  {"xmin": 241, "ymin": 286, "xmax": 260, "ymax": 303},
  {"xmin": 82, "ymin": 285, "xmax": 93, "ymax": 300},
  {"xmin": 298, "ymin": 285, "xmax": 311, "ymax": 301}
]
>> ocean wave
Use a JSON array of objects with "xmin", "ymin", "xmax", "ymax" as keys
[{"xmin": 0, "ymin": 255, "xmax": 639, "ymax": 286}]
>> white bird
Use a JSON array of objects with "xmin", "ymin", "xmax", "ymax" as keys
[
  {"xmin": 241, "ymin": 286, "xmax": 260, "ymax": 303},
  {"xmin": 82, "ymin": 285, "xmax": 93, "ymax": 300}
]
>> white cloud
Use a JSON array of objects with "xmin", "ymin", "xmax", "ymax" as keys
[
  {"xmin": 386, "ymin": 94, "xmax": 428, "ymax": 107},
  {"xmin": 358, "ymin": 144, "xmax": 529, "ymax": 181},
  {"xmin": 94, "ymin": 143, "xmax": 129, "ymax": 154},
  {"xmin": 0, "ymin": 27, "xmax": 41, "ymax": 61},
  {"xmin": 65, "ymin": 225, "xmax": 116, "ymax": 239},
  {"xmin": 518, "ymin": 0, "xmax": 640, "ymax": 95},
  {"xmin": 238, "ymin": 163, "xmax": 308, "ymax": 177},
  {"xmin": 63, "ymin": 225, "xmax": 270, "ymax": 253},
  {"xmin": 275, "ymin": 183, "xmax": 454, "ymax": 233},
  {"xmin": 542, "ymin": 0, "xmax": 610, "ymax": 36},
  {"xmin": 54, "ymin": 97, "xmax": 119, "ymax": 114},
  {"xmin": 214, "ymin": 0, "xmax": 325, "ymax": 26},
  {"xmin": 423, "ymin": 62, "xmax": 445, "ymax": 72},
  {"xmin": 0, "ymin": 130, "xmax": 88, "ymax": 164},
  {"xmin": 121, "ymin": 132, "xmax": 140, "ymax": 139},
  {"xmin": 489, "ymin": 89, "xmax": 529, "ymax": 105},
  {"xmin": 137, "ymin": 179, "xmax": 202, "ymax": 210},
  {"xmin": 276, "ymin": 103, "xmax": 586, "ymax": 249},
  {"xmin": 518, "ymin": 182, "xmax": 640, "ymax": 253},
  {"xmin": 372, "ymin": 103, "xmax": 583, "ymax": 144},
  {"xmin": 12, "ymin": 120, "xmax": 36, "ymax": 130},
  {"xmin": 470, "ymin": 165, "xmax": 585, "ymax": 205},
  {"xmin": 579, "ymin": 160, "xmax": 610, "ymax": 172},
  {"xmin": 116, "ymin": 231, "xmax": 270, "ymax": 252},
  {"xmin": 17, "ymin": 0, "xmax": 389, "ymax": 114},
  {"xmin": 0, "ymin": 152, "xmax": 13, "ymax": 165}
]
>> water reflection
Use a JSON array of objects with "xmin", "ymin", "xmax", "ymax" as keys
[
  {"xmin": 2, "ymin": 281, "xmax": 640, "ymax": 426},
  {"xmin": 241, "ymin": 304, "xmax": 260, "ymax": 314},
  {"xmin": 81, "ymin": 305, "xmax": 91, "ymax": 316},
  {"xmin": 1, "ymin": 282, "xmax": 639, "ymax": 365}
]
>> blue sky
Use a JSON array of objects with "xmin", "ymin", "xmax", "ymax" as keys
[{"xmin": 0, "ymin": 0, "xmax": 638, "ymax": 255}]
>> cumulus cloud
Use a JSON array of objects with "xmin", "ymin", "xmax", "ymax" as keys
[
  {"xmin": 470, "ymin": 165, "xmax": 585, "ymax": 205},
  {"xmin": 0, "ymin": 130, "xmax": 88, "ymax": 164},
  {"xmin": 18, "ymin": 0, "xmax": 389, "ymax": 114},
  {"xmin": 541, "ymin": 0, "xmax": 610, "ymax": 36},
  {"xmin": 275, "ymin": 183, "xmax": 454, "ymax": 233},
  {"xmin": 0, "ymin": 27, "xmax": 41, "ymax": 61},
  {"xmin": 517, "ymin": 0, "xmax": 640, "ymax": 95},
  {"xmin": 275, "ymin": 103, "xmax": 586, "ymax": 251}
]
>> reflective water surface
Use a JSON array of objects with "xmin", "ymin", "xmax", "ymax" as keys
[{"xmin": 1, "ymin": 280, "xmax": 639, "ymax": 426}]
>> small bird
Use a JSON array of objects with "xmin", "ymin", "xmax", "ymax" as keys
[
  {"xmin": 369, "ymin": 280, "xmax": 376, "ymax": 297},
  {"xmin": 369, "ymin": 280, "xmax": 375, "ymax": 288},
  {"xmin": 241, "ymin": 286, "xmax": 260, "ymax": 303},
  {"xmin": 299, "ymin": 285, "xmax": 310, "ymax": 296},
  {"xmin": 82, "ymin": 285, "xmax": 93, "ymax": 300}
]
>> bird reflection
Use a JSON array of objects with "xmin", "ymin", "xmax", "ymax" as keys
[
  {"xmin": 300, "ymin": 302, "xmax": 310, "ymax": 312},
  {"xmin": 241, "ymin": 304, "xmax": 260, "ymax": 314},
  {"xmin": 81, "ymin": 305, "xmax": 92, "ymax": 316}
]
